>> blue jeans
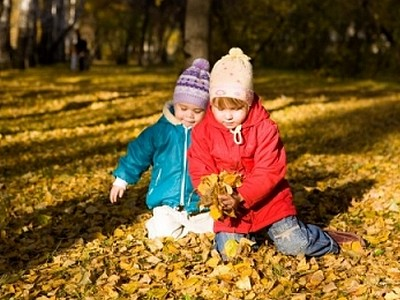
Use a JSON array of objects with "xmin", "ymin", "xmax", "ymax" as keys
[{"xmin": 214, "ymin": 216, "xmax": 339, "ymax": 259}]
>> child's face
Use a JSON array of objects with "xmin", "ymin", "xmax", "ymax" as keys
[
  {"xmin": 174, "ymin": 103, "xmax": 206, "ymax": 128},
  {"xmin": 211, "ymin": 105, "xmax": 248, "ymax": 130}
]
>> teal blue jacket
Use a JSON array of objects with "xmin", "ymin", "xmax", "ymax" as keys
[{"xmin": 113, "ymin": 102, "xmax": 200, "ymax": 213}]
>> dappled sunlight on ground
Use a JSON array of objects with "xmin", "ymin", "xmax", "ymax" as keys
[{"xmin": 1, "ymin": 64, "xmax": 399, "ymax": 299}]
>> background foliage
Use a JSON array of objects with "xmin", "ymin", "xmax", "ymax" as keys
[
  {"xmin": 1, "ymin": 65, "xmax": 399, "ymax": 299},
  {"xmin": 1, "ymin": 0, "xmax": 400, "ymax": 75}
]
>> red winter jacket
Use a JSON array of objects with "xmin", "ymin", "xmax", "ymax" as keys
[{"xmin": 188, "ymin": 96, "xmax": 297, "ymax": 233}]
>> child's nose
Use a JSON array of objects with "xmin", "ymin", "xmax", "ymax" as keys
[
  {"xmin": 187, "ymin": 110, "xmax": 195, "ymax": 118},
  {"xmin": 224, "ymin": 111, "xmax": 233, "ymax": 119}
]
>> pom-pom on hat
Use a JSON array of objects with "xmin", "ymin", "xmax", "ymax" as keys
[
  {"xmin": 173, "ymin": 58, "xmax": 210, "ymax": 110},
  {"xmin": 210, "ymin": 47, "xmax": 254, "ymax": 105}
]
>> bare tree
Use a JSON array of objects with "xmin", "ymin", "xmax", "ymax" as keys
[
  {"xmin": 0, "ymin": 0, "xmax": 12, "ymax": 69},
  {"xmin": 38, "ymin": 0, "xmax": 82, "ymax": 65},
  {"xmin": 15, "ymin": 0, "xmax": 38, "ymax": 69},
  {"xmin": 183, "ymin": 0, "xmax": 211, "ymax": 66}
]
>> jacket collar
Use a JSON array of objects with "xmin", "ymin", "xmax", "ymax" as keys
[{"xmin": 162, "ymin": 101, "xmax": 182, "ymax": 126}]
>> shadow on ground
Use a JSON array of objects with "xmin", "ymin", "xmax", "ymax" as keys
[{"xmin": 0, "ymin": 183, "xmax": 149, "ymax": 275}]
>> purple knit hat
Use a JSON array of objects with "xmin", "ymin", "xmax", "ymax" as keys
[{"xmin": 173, "ymin": 58, "xmax": 210, "ymax": 109}]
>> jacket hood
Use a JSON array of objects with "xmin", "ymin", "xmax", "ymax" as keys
[{"xmin": 161, "ymin": 101, "xmax": 182, "ymax": 126}]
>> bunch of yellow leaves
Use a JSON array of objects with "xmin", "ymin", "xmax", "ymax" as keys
[{"xmin": 197, "ymin": 171, "xmax": 243, "ymax": 220}]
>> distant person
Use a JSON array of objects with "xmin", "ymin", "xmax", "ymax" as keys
[
  {"xmin": 70, "ymin": 42, "xmax": 78, "ymax": 71},
  {"xmin": 71, "ymin": 30, "xmax": 89, "ymax": 71},
  {"xmin": 109, "ymin": 58, "xmax": 213, "ymax": 239},
  {"xmin": 188, "ymin": 48, "xmax": 364, "ymax": 260}
]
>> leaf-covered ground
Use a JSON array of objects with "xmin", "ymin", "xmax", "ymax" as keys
[{"xmin": 1, "ymin": 65, "xmax": 399, "ymax": 299}]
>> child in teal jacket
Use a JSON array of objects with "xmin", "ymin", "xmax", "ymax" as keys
[{"xmin": 110, "ymin": 59, "xmax": 213, "ymax": 239}]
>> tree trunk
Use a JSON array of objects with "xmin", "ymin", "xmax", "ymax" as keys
[
  {"xmin": 15, "ymin": 0, "xmax": 27, "ymax": 69},
  {"xmin": 38, "ymin": 0, "xmax": 55, "ymax": 64},
  {"xmin": 53, "ymin": 0, "xmax": 66, "ymax": 62},
  {"xmin": 0, "ymin": 0, "xmax": 12, "ymax": 69},
  {"xmin": 183, "ymin": 0, "xmax": 211, "ymax": 67},
  {"xmin": 38, "ymin": 0, "xmax": 69, "ymax": 65},
  {"xmin": 138, "ymin": 0, "xmax": 151, "ymax": 66},
  {"xmin": 15, "ymin": 0, "xmax": 37, "ymax": 69}
]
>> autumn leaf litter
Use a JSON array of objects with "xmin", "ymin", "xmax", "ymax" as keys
[{"xmin": 0, "ymin": 66, "xmax": 400, "ymax": 299}]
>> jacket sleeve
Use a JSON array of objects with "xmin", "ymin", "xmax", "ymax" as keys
[
  {"xmin": 113, "ymin": 126, "xmax": 156, "ymax": 185},
  {"xmin": 187, "ymin": 125, "xmax": 218, "ymax": 188},
  {"xmin": 238, "ymin": 120, "xmax": 287, "ymax": 209}
]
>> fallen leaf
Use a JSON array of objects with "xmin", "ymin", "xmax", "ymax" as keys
[
  {"xmin": 224, "ymin": 239, "xmax": 239, "ymax": 258},
  {"xmin": 236, "ymin": 276, "xmax": 252, "ymax": 290}
]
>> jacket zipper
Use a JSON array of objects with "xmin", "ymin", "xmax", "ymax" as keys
[{"xmin": 179, "ymin": 127, "xmax": 189, "ymax": 208}]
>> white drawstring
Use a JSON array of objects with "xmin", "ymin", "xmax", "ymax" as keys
[{"xmin": 230, "ymin": 125, "xmax": 243, "ymax": 145}]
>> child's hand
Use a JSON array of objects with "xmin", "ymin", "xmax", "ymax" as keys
[
  {"xmin": 110, "ymin": 185, "xmax": 125, "ymax": 203},
  {"xmin": 218, "ymin": 192, "xmax": 243, "ymax": 212}
]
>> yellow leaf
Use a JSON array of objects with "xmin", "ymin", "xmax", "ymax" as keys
[
  {"xmin": 296, "ymin": 257, "xmax": 310, "ymax": 272},
  {"xmin": 239, "ymin": 237, "xmax": 256, "ymax": 246},
  {"xmin": 237, "ymin": 237, "xmax": 255, "ymax": 256},
  {"xmin": 171, "ymin": 261, "xmax": 185, "ymax": 270},
  {"xmin": 224, "ymin": 208, "xmax": 236, "ymax": 218},
  {"xmin": 79, "ymin": 270, "xmax": 92, "ymax": 286},
  {"xmin": 351, "ymin": 240, "xmax": 365, "ymax": 255},
  {"xmin": 224, "ymin": 183, "xmax": 233, "ymax": 194},
  {"xmin": 107, "ymin": 274, "xmax": 120, "ymax": 285},
  {"xmin": 385, "ymin": 291, "xmax": 400, "ymax": 300},
  {"xmin": 182, "ymin": 276, "xmax": 199, "ymax": 287},
  {"xmin": 207, "ymin": 173, "xmax": 219, "ymax": 184},
  {"xmin": 146, "ymin": 255, "xmax": 162, "ymax": 265},
  {"xmin": 291, "ymin": 294, "xmax": 307, "ymax": 300},
  {"xmin": 220, "ymin": 171, "xmax": 242, "ymax": 187},
  {"xmin": 387, "ymin": 268, "xmax": 400, "ymax": 280},
  {"xmin": 198, "ymin": 173, "xmax": 219, "ymax": 196},
  {"xmin": 210, "ymin": 204, "xmax": 223, "ymax": 220},
  {"xmin": 364, "ymin": 231, "xmax": 389, "ymax": 246},
  {"xmin": 206, "ymin": 256, "xmax": 220, "ymax": 268},
  {"xmin": 146, "ymin": 238, "xmax": 164, "ymax": 252},
  {"xmin": 306, "ymin": 270, "xmax": 324, "ymax": 288},
  {"xmin": 152, "ymin": 264, "xmax": 167, "ymax": 280},
  {"xmin": 244, "ymin": 292, "xmax": 257, "ymax": 300},
  {"xmin": 113, "ymin": 228, "xmax": 125, "ymax": 238},
  {"xmin": 197, "ymin": 182, "xmax": 210, "ymax": 197},
  {"xmin": 224, "ymin": 239, "xmax": 239, "ymax": 258},
  {"xmin": 168, "ymin": 269, "xmax": 185, "ymax": 285},
  {"xmin": 198, "ymin": 172, "xmax": 241, "ymax": 201},
  {"xmin": 234, "ymin": 262, "xmax": 254, "ymax": 277},
  {"xmin": 342, "ymin": 279, "xmax": 360, "ymax": 293},
  {"xmin": 62, "ymin": 259, "xmax": 76, "ymax": 268},
  {"xmin": 119, "ymin": 261, "xmax": 132, "ymax": 270},
  {"xmin": 121, "ymin": 281, "xmax": 140, "ymax": 293},
  {"xmin": 147, "ymin": 288, "xmax": 168, "ymax": 299},
  {"xmin": 163, "ymin": 242, "xmax": 180, "ymax": 255},
  {"xmin": 236, "ymin": 275, "xmax": 252, "ymax": 290},
  {"xmin": 322, "ymin": 281, "xmax": 337, "ymax": 293},
  {"xmin": 209, "ymin": 263, "xmax": 234, "ymax": 280},
  {"xmin": 269, "ymin": 284, "xmax": 285, "ymax": 298}
]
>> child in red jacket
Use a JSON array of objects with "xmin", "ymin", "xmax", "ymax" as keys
[{"xmin": 188, "ymin": 48, "xmax": 361, "ymax": 260}]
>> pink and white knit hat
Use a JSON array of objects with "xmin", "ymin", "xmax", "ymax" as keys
[
  {"xmin": 210, "ymin": 47, "xmax": 254, "ymax": 105},
  {"xmin": 173, "ymin": 58, "xmax": 210, "ymax": 109}
]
